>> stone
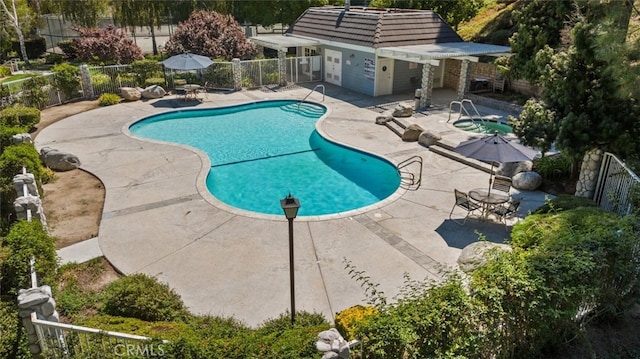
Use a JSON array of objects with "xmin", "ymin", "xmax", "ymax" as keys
[
  {"xmin": 12, "ymin": 133, "xmax": 32, "ymax": 144},
  {"xmin": 458, "ymin": 241, "xmax": 512, "ymax": 273},
  {"xmin": 497, "ymin": 161, "xmax": 533, "ymax": 178},
  {"xmin": 40, "ymin": 298, "xmax": 56, "ymax": 317},
  {"xmin": 392, "ymin": 102, "xmax": 414, "ymax": 117},
  {"xmin": 120, "ymin": 87, "xmax": 141, "ymax": 101},
  {"xmin": 141, "ymin": 85, "xmax": 167, "ymax": 99},
  {"xmin": 17, "ymin": 287, "xmax": 50, "ymax": 309},
  {"xmin": 512, "ymin": 171, "xmax": 543, "ymax": 191},
  {"xmin": 401, "ymin": 124, "xmax": 424, "ymax": 142},
  {"xmin": 418, "ymin": 130, "xmax": 442, "ymax": 147},
  {"xmin": 40, "ymin": 147, "xmax": 81, "ymax": 171},
  {"xmin": 13, "ymin": 173, "xmax": 38, "ymax": 196},
  {"xmin": 375, "ymin": 115, "xmax": 393, "ymax": 125},
  {"xmin": 316, "ymin": 328, "xmax": 350, "ymax": 359},
  {"xmin": 14, "ymin": 195, "xmax": 42, "ymax": 216}
]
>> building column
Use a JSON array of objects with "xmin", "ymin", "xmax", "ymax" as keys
[
  {"xmin": 232, "ymin": 58, "xmax": 242, "ymax": 91},
  {"xmin": 457, "ymin": 59, "xmax": 471, "ymax": 100},
  {"xmin": 418, "ymin": 63, "xmax": 434, "ymax": 110},
  {"xmin": 278, "ymin": 49, "xmax": 287, "ymax": 86}
]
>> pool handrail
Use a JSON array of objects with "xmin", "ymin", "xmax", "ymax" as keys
[
  {"xmin": 298, "ymin": 84, "xmax": 325, "ymax": 108},
  {"xmin": 448, "ymin": 99, "xmax": 487, "ymax": 130}
]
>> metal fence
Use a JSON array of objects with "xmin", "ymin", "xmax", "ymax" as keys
[
  {"xmin": 239, "ymin": 58, "xmax": 280, "ymax": 88},
  {"xmin": 89, "ymin": 64, "xmax": 140, "ymax": 97},
  {"xmin": 1, "ymin": 73, "xmax": 83, "ymax": 108},
  {"xmin": 594, "ymin": 152, "xmax": 640, "ymax": 216}
]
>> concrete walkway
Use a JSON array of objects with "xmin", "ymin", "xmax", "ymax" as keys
[{"xmin": 43, "ymin": 85, "xmax": 550, "ymax": 327}]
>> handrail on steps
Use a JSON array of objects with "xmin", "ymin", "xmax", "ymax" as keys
[
  {"xmin": 298, "ymin": 84, "xmax": 325, "ymax": 108},
  {"xmin": 448, "ymin": 99, "xmax": 486, "ymax": 129},
  {"xmin": 397, "ymin": 155, "xmax": 423, "ymax": 190}
]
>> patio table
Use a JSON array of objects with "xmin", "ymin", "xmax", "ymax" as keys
[{"xmin": 469, "ymin": 188, "xmax": 509, "ymax": 221}]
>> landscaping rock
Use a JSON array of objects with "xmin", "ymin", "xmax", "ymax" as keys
[
  {"xmin": 120, "ymin": 87, "xmax": 141, "ymax": 101},
  {"xmin": 375, "ymin": 114, "xmax": 393, "ymax": 125},
  {"xmin": 392, "ymin": 102, "xmax": 414, "ymax": 117},
  {"xmin": 402, "ymin": 123, "xmax": 424, "ymax": 142},
  {"xmin": 418, "ymin": 130, "xmax": 442, "ymax": 147},
  {"xmin": 458, "ymin": 241, "xmax": 512, "ymax": 273},
  {"xmin": 141, "ymin": 85, "xmax": 166, "ymax": 99},
  {"xmin": 497, "ymin": 161, "xmax": 533, "ymax": 178},
  {"xmin": 512, "ymin": 171, "xmax": 543, "ymax": 191},
  {"xmin": 39, "ymin": 147, "xmax": 81, "ymax": 171}
]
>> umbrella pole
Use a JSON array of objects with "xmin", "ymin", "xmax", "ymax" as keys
[{"xmin": 488, "ymin": 162, "xmax": 495, "ymax": 196}]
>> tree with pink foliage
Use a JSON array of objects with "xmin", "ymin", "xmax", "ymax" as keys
[
  {"xmin": 164, "ymin": 10, "xmax": 258, "ymax": 60},
  {"xmin": 70, "ymin": 26, "xmax": 144, "ymax": 65}
]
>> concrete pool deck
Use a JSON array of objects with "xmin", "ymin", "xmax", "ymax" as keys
[{"xmin": 39, "ymin": 84, "xmax": 551, "ymax": 327}]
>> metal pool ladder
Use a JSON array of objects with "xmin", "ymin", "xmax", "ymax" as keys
[
  {"xmin": 397, "ymin": 155, "xmax": 423, "ymax": 190},
  {"xmin": 448, "ymin": 99, "xmax": 486, "ymax": 129},
  {"xmin": 298, "ymin": 84, "xmax": 325, "ymax": 108}
]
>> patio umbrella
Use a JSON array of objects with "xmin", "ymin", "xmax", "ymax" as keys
[
  {"xmin": 161, "ymin": 53, "xmax": 213, "ymax": 70},
  {"xmin": 453, "ymin": 132, "xmax": 539, "ymax": 194}
]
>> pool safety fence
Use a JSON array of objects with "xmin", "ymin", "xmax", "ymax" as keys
[
  {"xmin": 594, "ymin": 152, "xmax": 640, "ymax": 216},
  {"xmin": 211, "ymin": 148, "xmax": 321, "ymax": 167}
]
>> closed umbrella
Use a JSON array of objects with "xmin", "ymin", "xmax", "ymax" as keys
[
  {"xmin": 453, "ymin": 132, "xmax": 539, "ymax": 193},
  {"xmin": 161, "ymin": 53, "xmax": 213, "ymax": 70}
]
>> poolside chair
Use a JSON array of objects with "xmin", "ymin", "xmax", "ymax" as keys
[
  {"xmin": 174, "ymin": 88, "xmax": 187, "ymax": 101},
  {"xmin": 488, "ymin": 198, "xmax": 522, "ymax": 227},
  {"xmin": 491, "ymin": 175, "xmax": 512, "ymax": 196},
  {"xmin": 198, "ymin": 82, "xmax": 209, "ymax": 99},
  {"xmin": 449, "ymin": 189, "xmax": 482, "ymax": 225}
]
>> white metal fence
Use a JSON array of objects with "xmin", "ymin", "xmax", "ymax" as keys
[
  {"xmin": 1, "ymin": 73, "xmax": 83, "ymax": 108},
  {"xmin": 594, "ymin": 152, "xmax": 640, "ymax": 216}
]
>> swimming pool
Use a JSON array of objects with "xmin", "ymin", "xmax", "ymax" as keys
[
  {"xmin": 129, "ymin": 100, "xmax": 401, "ymax": 216},
  {"xmin": 453, "ymin": 119, "xmax": 513, "ymax": 135}
]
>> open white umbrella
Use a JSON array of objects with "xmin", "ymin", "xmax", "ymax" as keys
[
  {"xmin": 161, "ymin": 53, "xmax": 213, "ymax": 70},
  {"xmin": 453, "ymin": 133, "xmax": 539, "ymax": 193}
]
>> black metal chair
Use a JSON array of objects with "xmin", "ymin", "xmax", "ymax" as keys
[
  {"xmin": 449, "ymin": 189, "xmax": 482, "ymax": 225},
  {"xmin": 489, "ymin": 198, "xmax": 522, "ymax": 227},
  {"xmin": 492, "ymin": 175, "xmax": 512, "ymax": 196},
  {"xmin": 174, "ymin": 88, "xmax": 187, "ymax": 101}
]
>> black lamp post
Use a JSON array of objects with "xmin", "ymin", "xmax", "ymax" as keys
[{"xmin": 280, "ymin": 193, "xmax": 300, "ymax": 325}]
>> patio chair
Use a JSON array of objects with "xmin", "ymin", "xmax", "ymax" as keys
[
  {"xmin": 488, "ymin": 198, "xmax": 522, "ymax": 227},
  {"xmin": 174, "ymin": 88, "xmax": 187, "ymax": 101},
  {"xmin": 449, "ymin": 189, "xmax": 482, "ymax": 225},
  {"xmin": 198, "ymin": 82, "xmax": 210, "ymax": 99},
  {"xmin": 492, "ymin": 175, "xmax": 512, "ymax": 196}
]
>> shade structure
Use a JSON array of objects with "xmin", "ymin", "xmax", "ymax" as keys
[
  {"xmin": 161, "ymin": 53, "xmax": 213, "ymax": 70},
  {"xmin": 453, "ymin": 133, "xmax": 539, "ymax": 193}
]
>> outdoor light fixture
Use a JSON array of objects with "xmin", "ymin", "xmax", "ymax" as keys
[{"xmin": 280, "ymin": 194, "xmax": 300, "ymax": 325}]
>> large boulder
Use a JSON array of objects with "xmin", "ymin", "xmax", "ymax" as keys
[
  {"xmin": 120, "ymin": 87, "xmax": 141, "ymax": 101},
  {"xmin": 418, "ymin": 130, "xmax": 442, "ymax": 147},
  {"xmin": 392, "ymin": 102, "xmax": 414, "ymax": 117},
  {"xmin": 39, "ymin": 147, "xmax": 81, "ymax": 171},
  {"xmin": 512, "ymin": 171, "xmax": 543, "ymax": 191},
  {"xmin": 141, "ymin": 85, "xmax": 167, "ymax": 99},
  {"xmin": 497, "ymin": 161, "xmax": 533, "ymax": 178},
  {"xmin": 375, "ymin": 114, "xmax": 393, "ymax": 125},
  {"xmin": 402, "ymin": 124, "xmax": 424, "ymax": 142},
  {"xmin": 458, "ymin": 241, "xmax": 512, "ymax": 273}
]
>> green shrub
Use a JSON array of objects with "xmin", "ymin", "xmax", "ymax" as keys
[
  {"xmin": 18, "ymin": 76, "xmax": 49, "ymax": 109},
  {"xmin": 0, "ymin": 299, "xmax": 30, "ymax": 358},
  {"xmin": 0, "ymin": 66, "xmax": 10, "ymax": 77},
  {"xmin": 0, "ymin": 142, "xmax": 48, "ymax": 213},
  {"xmin": 144, "ymin": 77, "xmax": 166, "ymax": 87},
  {"xmin": 90, "ymin": 72, "xmax": 111, "ymax": 88},
  {"xmin": 533, "ymin": 153, "xmax": 574, "ymax": 180},
  {"xmin": 97, "ymin": 93, "xmax": 121, "ymax": 106},
  {"xmin": 44, "ymin": 53, "xmax": 65, "ymax": 65},
  {"xmin": 532, "ymin": 194, "xmax": 597, "ymax": 214},
  {"xmin": 129, "ymin": 60, "xmax": 163, "ymax": 86},
  {"xmin": 0, "ymin": 220, "xmax": 58, "ymax": 295},
  {"xmin": 101, "ymin": 273, "xmax": 190, "ymax": 322},
  {"xmin": 0, "ymin": 126, "xmax": 29, "ymax": 150},
  {"xmin": 79, "ymin": 314, "xmax": 192, "ymax": 341},
  {"xmin": 52, "ymin": 63, "xmax": 81, "ymax": 99},
  {"xmin": 0, "ymin": 106, "xmax": 40, "ymax": 130}
]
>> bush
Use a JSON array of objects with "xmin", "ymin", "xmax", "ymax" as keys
[
  {"xmin": 129, "ymin": 60, "xmax": 163, "ymax": 87},
  {"xmin": 97, "ymin": 93, "xmax": 121, "ymax": 106},
  {"xmin": 533, "ymin": 153, "xmax": 574, "ymax": 180},
  {"xmin": 0, "ymin": 142, "xmax": 48, "ymax": 214},
  {"xmin": 101, "ymin": 274, "xmax": 190, "ymax": 322},
  {"xmin": 0, "ymin": 66, "xmax": 10, "ymax": 77},
  {"xmin": 144, "ymin": 77, "xmax": 166, "ymax": 87},
  {"xmin": 0, "ymin": 106, "xmax": 40, "ymax": 130},
  {"xmin": 335, "ymin": 305, "xmax": 377, "ymax": 340},
  {"xmin": 18, "ymin": 76, "xmax": 49, "ymax": 109},
  {"xmin": 0, "ymin": 126, "xmax": 27, "ymax": 151},
  {"xmin": 71, "ymin": 26, "xmax": 143, "ymax": 65},
  {"xmin": 0, "ymin": 220, "xmax": 58, "ymax": 295},
  {"xmin": 532, "ymin": 194, "xmax": 597, "ymax": 214},
  {"xmin": 11, "ymin": 37, "xmax": 46, "ymax": 60},
  {"xmin": 44, "ymin": 53, "xmax": 65, "ymax": 65},
  {"xmin": 0, "ymin": 299, "xmax": 30, "ymax": 358},
  {"xmin": 52, "ymin": 63, "xmax": 81, "ymax": 99}
]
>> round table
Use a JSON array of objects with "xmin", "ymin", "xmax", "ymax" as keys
[{"xmin": 468, "ymin": 188, "xmax": 509, "ymax": 220}]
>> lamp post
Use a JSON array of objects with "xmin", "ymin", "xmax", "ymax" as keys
[{"xmin": 280, "ymin": 193, "xmax": 300, "ymax": 325}]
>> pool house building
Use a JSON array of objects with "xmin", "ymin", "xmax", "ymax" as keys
[{"xmin": 250, "ymin": 5, "xmax": 511, "ymax": 109}]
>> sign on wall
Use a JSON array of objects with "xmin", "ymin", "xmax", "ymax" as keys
[{"xmin": 364, "ymin": 58, "xmax": 375, "ymax": 80}]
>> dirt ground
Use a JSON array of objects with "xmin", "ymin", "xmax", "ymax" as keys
[{"xmin": 35, "ymin": 100, "xmax": 105, "ymax": 249}]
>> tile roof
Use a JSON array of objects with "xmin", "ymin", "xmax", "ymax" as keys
[{"xmin": 286, "ymin": 6, "xmax": 463, "ymax": 49}]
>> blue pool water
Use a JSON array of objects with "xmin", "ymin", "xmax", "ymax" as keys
[
  {"xmin": 454, "ymin": 119, "xmax": 513, "ymax": 135},
  {"xmin": 129, "ymin": 100, "xmax": 401, "ymax": 216}
]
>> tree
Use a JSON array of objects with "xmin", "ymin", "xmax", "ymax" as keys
[
  {"xmin": 40, "ymin": 0, "xmax": 109, "ymax": 27},
  {"xmin": 112, "ymin": 0, "xmax": 170, "ymax": 56},
  {"xmin": 70, "ymin": 26, "xmax": 144, "ymax": 64},
  {"xmin": 0, "ymin": 0, "xmax": 32, "ymax": 65},
  {"xmin": 163, "ymin": 10, "xmax": 258, "ymax": 60},
  {"xmin": 236, "ymin": 0, "xmax": 330, "ymax": 27},
  {"xmin": 367, "ymin": 0, "xmax": 484, "ymax": 30}
]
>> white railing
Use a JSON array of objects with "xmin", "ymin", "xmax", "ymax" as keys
[
  {"xmin": 31, "ymin": 312, "xmax": 166, "ymax": 358},
  {"xmin": 594, "ymin": 152, "xmax": 640, "ymax": 216}
]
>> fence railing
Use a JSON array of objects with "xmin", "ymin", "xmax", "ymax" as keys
[
  {"xmin": 594, "ymin": 152, "xmax": 640, "ymax": 216},
  {"xmin": 1, "ymin": 73, "xmax": 83, "ymax": 108}
]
